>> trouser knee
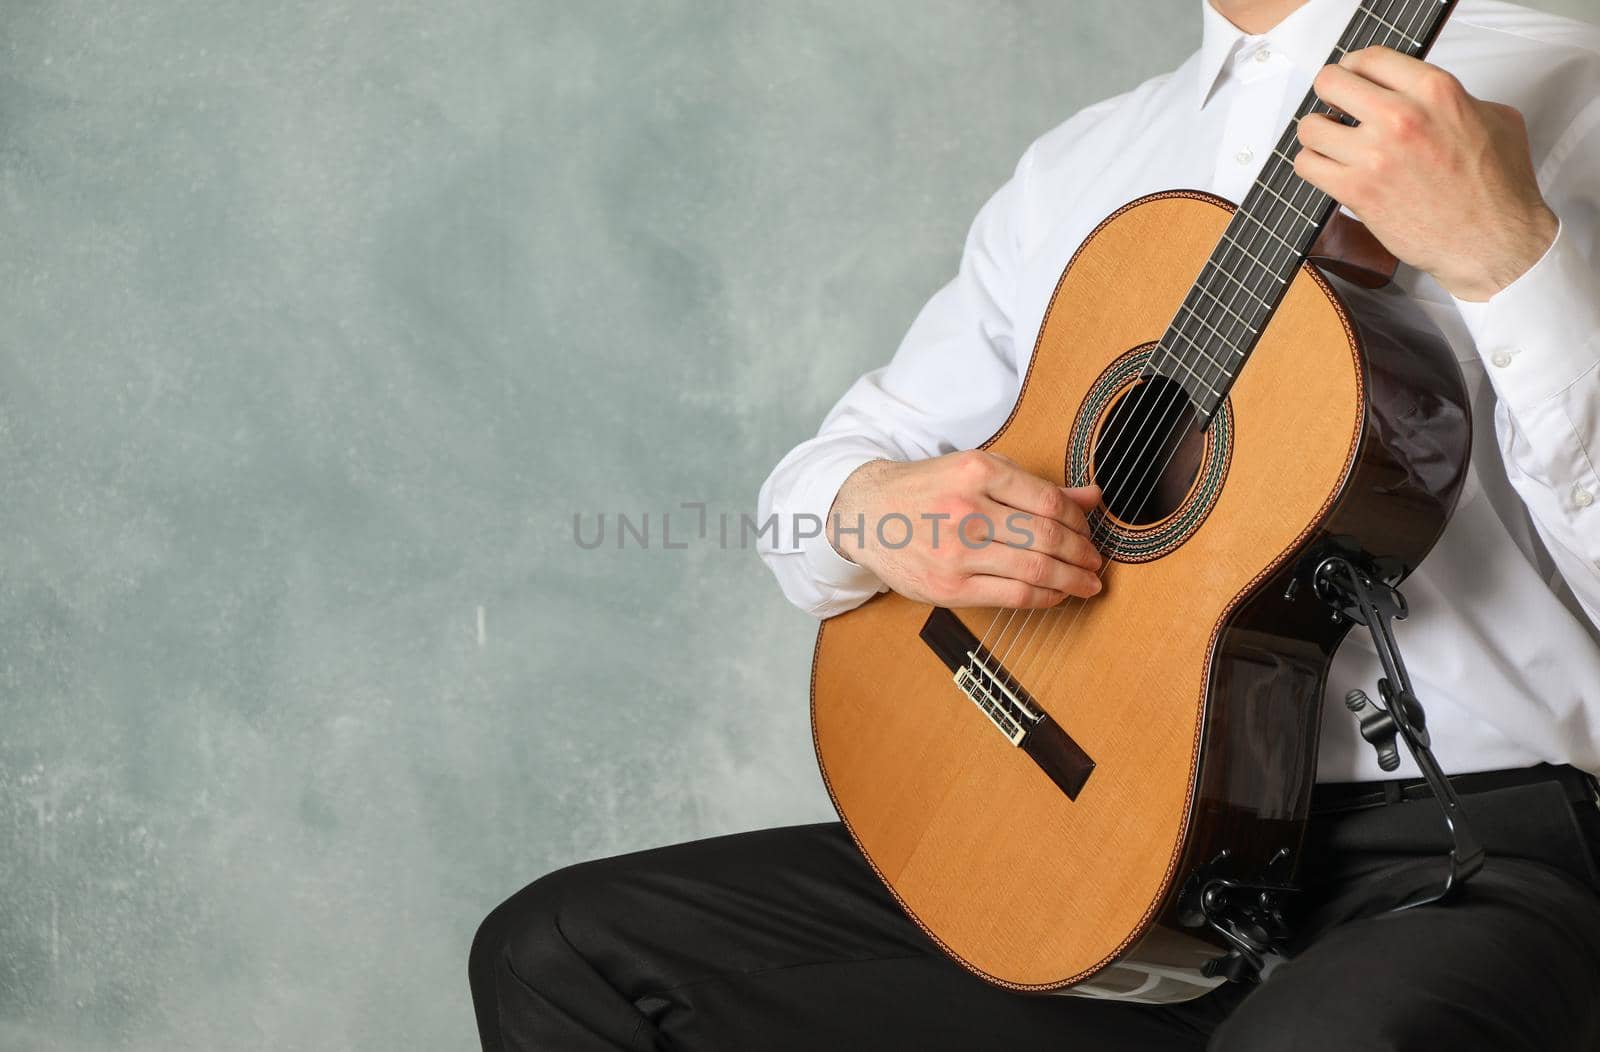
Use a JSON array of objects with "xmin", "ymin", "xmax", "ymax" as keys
[{"xmin": 470, "ymin": 860, "xmax": 612, "ymax": 992}]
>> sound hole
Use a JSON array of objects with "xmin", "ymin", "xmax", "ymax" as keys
[{"xmin": 1091, "ymin": 375, "xmax": 1207, "ymax": 527}]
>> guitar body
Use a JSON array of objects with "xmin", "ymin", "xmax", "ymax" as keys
[{"xmin": 810, "ymin": 191, "xmax": 1471, "ymax": 1001}]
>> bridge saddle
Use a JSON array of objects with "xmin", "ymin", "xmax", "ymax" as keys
[{"xmin": 954, "ymin": 656, "xmax": 1045, "ymax": 747}]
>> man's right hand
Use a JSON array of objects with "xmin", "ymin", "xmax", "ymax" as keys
[{"xmin": 827, "ymin": 451, "xmax": 1105, "ymax": 610}]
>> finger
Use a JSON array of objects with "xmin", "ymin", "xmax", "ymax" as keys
[
  {"xmin": 964, "ymin": 543, "xmax": 1103, "ymax": 598},
  {"xmin": 988, "ymin": 500, "xmax": 1102, "ymax": 570},
  {"xmin": 1293, "ymin": 145, "xmax": 1355, "ymax": 204},
  {"xmin": 985, "ymin": 467, "xmax": 1091, "ymax": 534},
  {"xmin": 1339, "ymin": 46, "xmax": 1436, "ymax": 93},
  {"xmin": 1296, "ymin": 112, "xmax": 1362, "ymax": 165},
  {"xmin": 1312, "ymin": 62, "xmax": 1396, "ymax": 124},
  {"xmin": 1062, "ymin": 485, "xmax": 1102, "ymax": 514},
  {"xmin": 958, "ymin": 575, "xmax": 1068, "ymax": 611}
]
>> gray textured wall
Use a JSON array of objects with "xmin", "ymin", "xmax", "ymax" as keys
[{"xmin": 1, "ymin": 1, "xmax": 1594, "ymax": 1049}]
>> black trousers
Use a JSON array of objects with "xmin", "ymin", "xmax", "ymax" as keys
[{"xmin": 470, "ymin": 769, "xmax": 1600, "ymax": 1051}]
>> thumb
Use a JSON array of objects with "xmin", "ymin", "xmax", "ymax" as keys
[{"xmin": 1062, "ymin": 485, "xmax": 1102, "ymax": 512}]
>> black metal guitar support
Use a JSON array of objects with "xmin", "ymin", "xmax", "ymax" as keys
[
  {"xmin": 1185, "ymin": 848, "xmax": 1296, "ymax": 984},
  {"xmin": 1186, "ymin": 551, "xmax": 1488, "ymax": 986},
  {"xmin": 1312, "ymin": 553, "xmax": 1486, "ymax": 909}
]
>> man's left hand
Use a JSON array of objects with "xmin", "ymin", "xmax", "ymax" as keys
[{"xmin": 1295, "ymin": 46, "xmax": 1558, "ymax": 302}]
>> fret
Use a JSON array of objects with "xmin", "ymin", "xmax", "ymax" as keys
[
  {"xmin": 1222, "ymin": 225, "xmax": 1299, "ymax": 281},
  {"xmin": 1362, "ymin": 0, "xmax": 1437, "ymax": 55},
  {"xmin": 1273, "ymin": 105, "xmax": 1307, "ymax": 146},
  {"xmin": 1163, "ymin": 325, "xmax": 1237, "ymax": 381},
  {"xmin": 1354, "ymin": 3, "xmax": 1423, "ymax": 49},
  {"xmin": 1190, "ymin": 280, "xmax": 1259, "ymax": 335},
  {"xmin": 1255, "ymin": 175, "xmax": 1322, "ymax": 227},
  {"xmin": 1337, "ymin": 0, "xmax": 1414, "ymax": 58},
  {"xmin": 1387, "ymin": 0, "xmax": 1443, "ymax": 53},
  {"xmin": 1219, "ymin": 230, "xmax": 1292, "ymax": 287},
  {"xmin": 1396, "ymin": 0, "xmax": 1444, "ymax": 51},
  {"xmin": 1236, "ymin": 207, "xmax": 1306, "ymax": 259},
  {"xmin": 1347, "ymin": 0, "xmax": 1404, "ymax": 48},
  {"xmin": 1314, "ymin": 100, "xmax": 1362, "ymax": 129},
  {"xmin": 1156, "ymin": 347, "xmax": 1223, "ymax": 400},
  {"xmin": 1173, "ymin": 302, "xmax": 1247, "ymax": 369},
  {"xmin": 1167, "ymin": 0, "xmax": 1457, "ymax": 421},
  {"xmin": 1200, "ymin": 259, "xmax": 1273, "ymax": 312}
]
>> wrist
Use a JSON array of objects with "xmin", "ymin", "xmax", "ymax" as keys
[
  {"xmin": 1439, "ymin": 203, "xmax": 1559, "ymax": 302},
  {"xmin": 827, "ymin": 459, "xmax": 894, "ymax": 564}
]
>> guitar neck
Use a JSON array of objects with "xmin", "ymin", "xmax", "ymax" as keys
[{"xmin": 1153, "ymin": 0, "xmax": 1460, "ymax": 420}]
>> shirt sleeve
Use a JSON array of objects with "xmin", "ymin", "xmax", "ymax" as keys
[
  {"xmin": 1451, "ymin": 102, "xmax": 1600, "ymax": 623},
  {"xmin": 754, "ymin": 147, "xmax": 1034, "ymax": 619}
]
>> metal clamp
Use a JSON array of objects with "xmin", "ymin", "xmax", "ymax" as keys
[
  {"xmin": 1312, "ymin": 554, "xmax": 1485, "ymax": 909},
  {"xmin": 1181, "ymin": 849, "xmax": 1296, "ymax": 985}
]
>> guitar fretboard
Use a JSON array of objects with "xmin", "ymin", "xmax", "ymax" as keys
[{"xmin": 1153, "ymin": 0, "xmax": 1458, "ymax": 420}]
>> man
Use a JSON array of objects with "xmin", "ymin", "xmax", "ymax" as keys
[{"xmin": 472, "ymin": 1, "xmax": 1600, "ymax": 1048}]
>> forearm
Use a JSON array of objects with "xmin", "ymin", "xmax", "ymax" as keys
[
  {"xmin": 1456, "ymin": 217, "xmax": 1600, "ymax": 606},
  {"xmin": 756, "ymin": 430, "xmax": 892, "ymax": 619},
  {"xmin": 754, "ymin": 150, "xmax": 1036, "ymax": 619}
]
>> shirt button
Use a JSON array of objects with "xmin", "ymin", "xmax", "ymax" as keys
[
  {"xmin": 1255, "ymin": 47, "xmax": 1273, "ymax": 63},
  {"xmin": 1575, "ymin": 485, "xmax": 1596, "ymax": 509},
  {"xmin": 1490, "ymin": 350, "xmax": 1513, "ymax": 368},
  {"xmin": 1235, "ymin": 147, "xmax": 1255, "ymax": 165}
]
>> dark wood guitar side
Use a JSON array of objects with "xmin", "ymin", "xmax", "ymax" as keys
[
  {"xmin": 809, "ymin": 190, "xmax": 1470, "ymax": 1001},
  {"xmin": 809, "ymin": 0, "xmax": 1470, "ymax": 1001},
  {"xmin": 1184, "ymin": 240, "xmax": 1472, "ymax": 968}
]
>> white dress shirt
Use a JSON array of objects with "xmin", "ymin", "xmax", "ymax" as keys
[{"xmin": 757, "ymin": 0, "xmax": 1600, "ymax": 782}]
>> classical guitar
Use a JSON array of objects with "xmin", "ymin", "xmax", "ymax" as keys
[{"xmin": 811, "ymin": 0, "xmax": 1471, "ymax": 1003}]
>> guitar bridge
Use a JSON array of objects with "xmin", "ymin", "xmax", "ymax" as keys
[
  {"xmin": 919, "ymin": 608, "xmax": 1096, "ymax": 799},
  {"xmin": 954, "ymin": 658, "xmax": 1043, "ymax": 746}
]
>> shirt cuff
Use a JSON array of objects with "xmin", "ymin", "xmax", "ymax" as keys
[
  {"xmin": 791, "ymin": 446, "xmax": 889, "ymax": 600},
  {"xmin": 1453, "ymin": 220, "xmax": 1600, "ymax": 417}
]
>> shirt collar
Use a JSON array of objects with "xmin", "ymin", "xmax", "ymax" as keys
[{"xmin": 1196, "ymin": 0, "xmax": 1359, "ymax": 109}]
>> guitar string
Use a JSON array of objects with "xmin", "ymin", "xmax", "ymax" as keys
[
  {"xmin": 977, "ymin": 39, "xmax": 1351, "ymax": 685},
  {"xmin": 994, "ymin": 20, "xmax": 1366, "ymax": 689},
  {"xmin": 976, "ymin": 0, "xmax": 1432, "ymax": 697},
  {"xmin": 1000, "ymin": 0, "xmax": 1430, "ymax": 693},
  {"xmin": 965, "ymin": 0, "xmax": 1405, "ymax": 685},
  {"xmin": 996, "ymin": 0, "xmax": 1435, "ymax": 699},
  {"xmin": 966, "ymin": 0, "xmax": 1435, "ymax": 692}
]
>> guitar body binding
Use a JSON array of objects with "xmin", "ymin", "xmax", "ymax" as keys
[{"xmin": 809, "ymin": 190, "xmax": 1471, "ymax": 1001}]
